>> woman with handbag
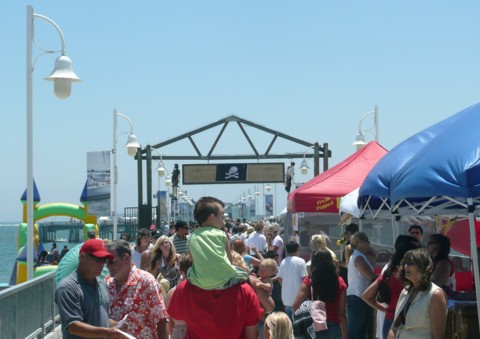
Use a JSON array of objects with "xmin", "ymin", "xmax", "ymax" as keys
[{"xmin": 292, "ymin": 249, "xmax": 347, "ymax": 339}]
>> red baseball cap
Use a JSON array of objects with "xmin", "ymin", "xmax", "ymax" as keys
[{"xmin": 80, "ymin": 239, "xmax": 113, "ymax": 259}]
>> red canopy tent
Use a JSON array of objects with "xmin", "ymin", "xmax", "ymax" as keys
[{"xmin": 288, "ymin": 141, "xmax": 388, "ymax": 213}]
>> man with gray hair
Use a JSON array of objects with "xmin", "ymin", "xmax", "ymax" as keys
[{"xmin": 105, "ymin": 240, "xmax": 168, "ymax": 339}]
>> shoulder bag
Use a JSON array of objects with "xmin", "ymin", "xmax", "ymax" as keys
[{"xmin": 293, "ymin": 286, "xmax": 328, "ymax": 338}]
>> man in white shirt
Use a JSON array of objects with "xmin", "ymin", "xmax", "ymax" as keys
[
  {"xmin": 246, "ymin": 222, "xmax": 267, "ymax": 255},
  {"xmin": 277, "ymin": 241, "xmax": 307, "ymax": 321}
]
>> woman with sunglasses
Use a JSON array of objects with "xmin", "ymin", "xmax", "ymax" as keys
[{"xmin": 389, "ymin": 248, "xmax": 447, "ymax": 339}]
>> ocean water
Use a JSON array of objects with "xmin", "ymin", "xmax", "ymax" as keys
[{"xmin": 0, "ymin": 222, "xmax": 81, "ymax": 284}]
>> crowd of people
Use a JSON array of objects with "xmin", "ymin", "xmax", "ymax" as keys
[
  {"xmin": 54, "ymin": 197, "xmax": 461, "ymax": 339},
  {"xmin": 35, "ymin": 242, "xmax": 69, "ymax": 267}
]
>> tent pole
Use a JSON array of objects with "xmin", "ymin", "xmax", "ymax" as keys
[{"xmin": 467, "ymin": 198, "xmax": 480, "ymax": 333}]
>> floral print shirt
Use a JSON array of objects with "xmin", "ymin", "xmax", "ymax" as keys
[{"xmin": 106, "ymin": 265, "xmax": 167, "ymax": 338}]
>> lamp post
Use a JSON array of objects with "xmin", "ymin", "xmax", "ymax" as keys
[
  {"xmin": 255, "ymin": 186, "xmax": 260, "ymax": 220},
  {"xmin": 352, "ymin": 105, "xmax": 379, "ymax": 150},
  {"xmin": 26, "ymin": 6, "xmax": 81, "ymax": 280},
  {"xmin": 171, "ymin": 164, "xmax": 180, "ymax": 221},
  {"xmin": 165, "ymin": 173, "xmax": 172, "ymax": 221},
  {"xmin": 112, "ymin": 109, "xmax": 139, "ymax": 240},
  {"xmin": 152, "ymin": 148, "xmax": 166, "ymax": 227},
  {"xmin": 298, "ymin": 143, "xmax": 321, "ymax": 177}
]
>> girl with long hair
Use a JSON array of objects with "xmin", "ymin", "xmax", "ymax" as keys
[
  {"xmin": 389, "ymin": 248, "xmax": 447, "ymax": 339},
  {"xmin": 362, "ymin": 235, "xmax": 419, "ymax": 339},
  {"xmin": 292, "ymin": 249, "xmax": 347, "ymax": 339},
  {"xmin": 147, "ymin": 235, "xmax": 181, "ymax": 289}
]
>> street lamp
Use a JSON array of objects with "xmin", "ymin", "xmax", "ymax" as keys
[
  {"xmin": 164, "ymin": 173, "xmax": 172, "ymax": 221},
  {"xmin": 298, "ymin": 144, "xmax": 322, "ymax": 177},
  {"xmin": 152, "ymin": 148, "xmax": 166, "ymax": 226},
  {"xmin": 112, "ymin": 109, "xmax": 139, "ymax": 240},
  {"xmin": 255, "ymin": 186, "xmax": 260, "ymax": 220},
  {"xmin": 26, "ymin": 6, "xmax": 81, "ymax": 280},
  {"xmin": 299, "ymin": 146, "xmax": 315, "ymax": 175},
  {"xmin": 352, "ymin": 105, "xmax": 379, "ymax": 150}
]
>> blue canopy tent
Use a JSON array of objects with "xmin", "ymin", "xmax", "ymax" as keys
[
  {"xmin": 358, "ymin": 105, "xmax": 461, "ymax": 217},
  {"xmin": 359, "ymin": 102, "xmax": 480, "ymax": 330}
]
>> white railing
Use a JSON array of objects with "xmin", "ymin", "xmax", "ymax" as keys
[{"xmin": 0, "ymin": 272, "xmax": 59, "ymax": 338}]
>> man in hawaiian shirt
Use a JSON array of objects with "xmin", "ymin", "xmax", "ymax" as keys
[{"xmin": 105, "ymin": 240, "xmax": 168, "ymax": 339}]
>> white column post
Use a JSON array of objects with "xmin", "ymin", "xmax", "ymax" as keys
[
  {"xmin": 26, "ymin": 5, "xmax": 34, "ymax": 280},
  {"xmin": 112, "ymin": 109, "xmax": 118, "ymax": 239}
]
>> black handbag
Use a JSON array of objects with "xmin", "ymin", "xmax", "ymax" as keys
[
  {"xmin": 292, "ymin": 287, "xmax": 328, "ymax": 339},
  {"xmin": 292, "ymin": 299, "xmax": 316, "ymax": 339}
]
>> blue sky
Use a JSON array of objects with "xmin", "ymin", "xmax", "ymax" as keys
[{"xmin": 2, "ymin": 1, "xmax": 479, "ymax": 221}]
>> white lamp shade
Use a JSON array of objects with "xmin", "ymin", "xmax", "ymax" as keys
[
  {"xmin": 125, "ymin": 134, "xmax": 140, "ymax": 156},
  {"xmin": 157, "ymin": 163, "xmax": 166, "ymax": 177},
  {"xmin": 352, "ymin": 133, "xmax": 367, "ymax": 149},
  {"xmin": 44, "ymin": 55, "xmax": 81, "ymax": 99},
  {"xmin": 300, "ymin": 159, "xmax": 310, "ymax": 175},
  {"xmin": 265, "ymin": 184, "xmax": 271, "ymax": 192},
  {"xmin": 165, "ymin": 176, "xmax": 172, "ymax": 187}
]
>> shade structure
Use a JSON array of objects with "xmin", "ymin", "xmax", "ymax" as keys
[
  {"xmin": 359, "ymin": 102, "xmax": 480, "ymax": 332},
  {"xmin": 358, "ymin": 112, "xmax": 455, "ymax": 217},
  {"xmin": 339, "ymin": 188, "xmax": 361, "ymax": 218},
  {"xmin": 288, "ymin": 141, "xmax": 387, "ymax": 213}
]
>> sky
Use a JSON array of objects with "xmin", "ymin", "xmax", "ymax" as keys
[{"xmin": 1, "ymin": 1, "xmax": 479, "ymax": 222}]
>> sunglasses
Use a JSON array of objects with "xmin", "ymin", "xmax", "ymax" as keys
[
  {"xmin": 106, "ymin": 257, "xmax": 122, "ymax": 265},
  {"xmin": 86, "ymin": 253, "xmax": 107, "ymax": 264}
]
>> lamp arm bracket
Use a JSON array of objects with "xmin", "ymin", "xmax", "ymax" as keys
[
  {"xmin": 116, "ymin": 112, "xmax": 135, "ymax": 134},
  {"xmin": 152, "ymin": 148, "xmax": 164, "ymax": 162},
  {"xmin": 33, "ymin": 13, "xmax": 66, "ymax": 54},
  {"xmin": 358, "ymin": 110, "xmax": 375, "ymax": 133}
]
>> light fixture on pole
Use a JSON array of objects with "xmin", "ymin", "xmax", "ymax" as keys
[
  {"xmin": 112, "ymin": 109, "xmax": 139, "ymax": 240},
  {"xmin": 300, "ymin": 159, "xmax": 310, "ymax": 175},
  {"xmin": 164, "ymin": 173, "xmax": 172, "ymax": 221},
  {"xmin": 152, "ymin": 148, "xmax": 166, "ymax": 177},
  {"xmin": 352, "ymin": 105, "xmax": 379, "ymax": 150},
  {"xmin": 26, "ymin": 5, "xmax": 81, "ymax": 280},
  {"xmin": 152, "ymin": 148, "xmax": 166, "ymax": 226},
  {"xmin": 255, "ymin": 186, "xmax": 260, "ymax": 219},
  {"xmin": 165, "ymin": 175, "xmax": 172, "ymax": 188},
  {"xmin": 299, "ymin": 146, "xmax": 315, "ymax": 175}
]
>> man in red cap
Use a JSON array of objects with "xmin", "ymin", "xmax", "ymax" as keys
[{"xmin": 55, "ymin": 239, "xmax": 127, "ymax": 339}]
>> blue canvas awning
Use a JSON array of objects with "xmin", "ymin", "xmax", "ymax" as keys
[{"xmin": 358, "ymin": 102, "xmax": 480, "ymax": 330}]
